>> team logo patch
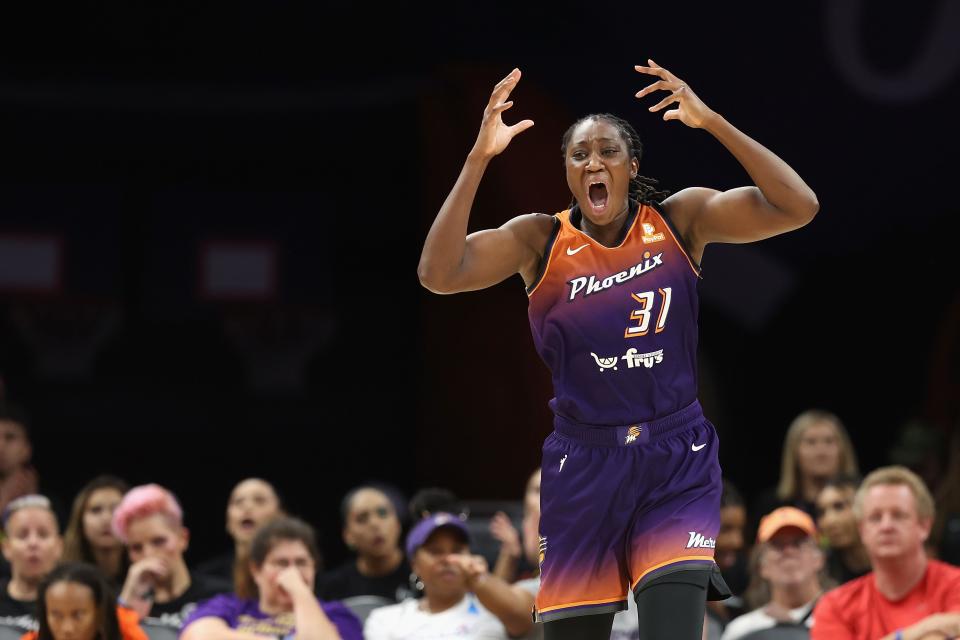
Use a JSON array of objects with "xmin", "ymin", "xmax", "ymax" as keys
[
  {"xmin": 590, "ymin": 349, "xmax": 664, "ymax": 372},
  {"xmin": 622, "ymin": 348, "xmax": 664, "ymax": 369},
  {"xmin": 590, "ymin": 352, "xmax": 618, "ymax": 372},
  {"xmin": 625, "ymin": 425, "xmax": 642, "ymax": 444},
  {"xmin": 641, "ymin": 222, "xmax": 665, "ymax": 244},
  {"xmin": 538, "ymin": 535, "xmax": 548, "ymax": 566}
]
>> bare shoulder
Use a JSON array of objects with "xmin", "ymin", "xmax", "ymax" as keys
[{"xmin": 502, "ymin": 212, "xmax": 556, "ymax": 257}]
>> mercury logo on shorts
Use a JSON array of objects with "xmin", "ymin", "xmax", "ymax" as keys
[
  {"xmin": 625, "ymin": 426, "xmax": 642, "ymax": 444},
  {"xmin": 686, "ymin": 531, "xmax": 717, "ymax": 549},
  {"xmin": 538, "ymin": 535, "xmax": 548, "ymax": 566}
]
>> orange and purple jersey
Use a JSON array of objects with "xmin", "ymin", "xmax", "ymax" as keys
[{"xmin": 527, "ymin": 201, "xmax": 702, "ymax": 426}]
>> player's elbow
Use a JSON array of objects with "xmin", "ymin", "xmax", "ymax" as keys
[
  {"xmin": 417, "ymin": 262, "xmax": 456, "ymax": 294},
  {"xmin": 796, "ymin": 191, "xmax": 820, "ymax": 225}
]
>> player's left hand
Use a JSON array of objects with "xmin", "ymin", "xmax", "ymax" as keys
[{"xmin": 634, "ymin": 59, "xmax": 715, "ymax": 128}]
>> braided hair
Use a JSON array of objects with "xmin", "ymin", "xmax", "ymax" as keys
[{"xmin": 561, "ymin": 113, "xmax": 671, "ymax": 208}]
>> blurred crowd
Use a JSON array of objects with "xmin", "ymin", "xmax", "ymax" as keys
[{"xmin": 0, "ymin": 399, "xmax": 958, "ymax": 639}]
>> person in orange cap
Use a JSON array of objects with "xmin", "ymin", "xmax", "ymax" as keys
[{"xmin": 722, "ymin": 507, "xmax": 825, "ymax": 640}]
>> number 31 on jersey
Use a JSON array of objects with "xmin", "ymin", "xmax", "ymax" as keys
[{"xmin": 625, "ymin": 287, "xmax": 672, "ymax": 338}]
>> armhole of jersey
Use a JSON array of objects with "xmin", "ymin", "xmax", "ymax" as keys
[
  {"xmin": 526, "ymin": 217, "xmax": 561, "ymax": 297},
  {"xmin": 649, "ymin": 201, "xmax": 703, "ymax": 278}
]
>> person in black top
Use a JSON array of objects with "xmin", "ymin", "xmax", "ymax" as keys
[
  {"xmin": 196, "ymin": 478, "xmax": 284, "ymax": 598},
  {"xmin": 111, "ymin": 484, "xmax": 229, "ymax": 631},
  {"xmin": 0, "ymin": 495, "xmax": 63, "ymax": 633},
  {"xmin": 814, "ymin": 475, "xmax": 870, "ymax": 585},
  {"xmin": 316, "ymin": 485, "xmax": 413, "ymax": 604},
  {"xmin": 61, "ymin": 476, "xmax": 130, "ymax": 590}
]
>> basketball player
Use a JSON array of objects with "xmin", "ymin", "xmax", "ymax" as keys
[{"xmin": 417, "ymin": 60, "xmax": 819, "ymax": 640}]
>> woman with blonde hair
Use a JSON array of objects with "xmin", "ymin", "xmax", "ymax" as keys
[
  {"xmin": 61, "ymin": 476, "xmax": 130, "ymax": 588},
  {"xmin": 754, "ymin": 409, "xmax": 859, "ymax": 526}
]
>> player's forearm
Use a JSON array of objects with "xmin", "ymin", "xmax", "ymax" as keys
[
  {"xmin": 470, "ymin": 575, "xmax": 534, "ymax": 637},
  {"xmin": 701, "ymin": 113, "xmax": 819, "ymax": 223},
  {"xmin": 417, "ymin": 153, "xmax": 490, "ymax": 292}
]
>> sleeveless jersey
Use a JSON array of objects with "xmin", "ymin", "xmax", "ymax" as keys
[{"xmin": 527, "ymin": 202, "xmax": 702, "ymax": 426}]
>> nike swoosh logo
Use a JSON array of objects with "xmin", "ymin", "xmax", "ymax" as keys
[
  {"xmin": 691, "ymin": 443, "xmax": 706, "ymax": 452},
  {"xmin": 566, "ymin": 244, "xmax": 589, "ymax": 256}
]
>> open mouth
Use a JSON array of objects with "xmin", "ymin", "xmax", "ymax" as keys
[{"xmin": 588, "ymin": 182, "xmax": 608, "ymax": 211}]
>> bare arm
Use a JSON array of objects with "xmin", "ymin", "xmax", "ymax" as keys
[
  {"xmin": 879, "ymin": 612, "xmax": 960, "ymax": 640},
  {"xmin": 453, "ymin": 554, "xmax": 534, "ymax": 638},
  {"xmin": 635, "ymin": 59, "xmax": 819, "ymax": 261},
  {"xmin": 278, "ymin": 568, "xmax": 342, "ymax": 640},
  {"xmin": 417, "ymin": 68, "xmax": 545, "ymax": 294},
  {"xmin": 490, "ymin": 512, "xmax": 522, "ymax": 582}
]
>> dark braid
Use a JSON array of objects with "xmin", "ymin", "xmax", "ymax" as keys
[{"xmin": 561, "ymin": 113, "xmax": 671, "ymax": 208}]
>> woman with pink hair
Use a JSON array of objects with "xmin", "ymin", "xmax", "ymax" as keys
[{"xmin": 113, "ymin": 484, "xmax": 229, "ymax": 632}]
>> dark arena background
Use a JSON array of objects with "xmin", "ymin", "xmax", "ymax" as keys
[{"xmin": 0, "ymin": 1, "xmax": 957, "ymax": 570}]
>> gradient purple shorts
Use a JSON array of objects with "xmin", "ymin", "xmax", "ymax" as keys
[{"xmin": 534, "ymin": 400, "xmax": 722, "ymax": 622}]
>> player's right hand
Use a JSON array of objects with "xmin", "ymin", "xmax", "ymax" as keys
[{"xmin": 470, "ymin": 68, "xmax": 535, "ymax": 160}]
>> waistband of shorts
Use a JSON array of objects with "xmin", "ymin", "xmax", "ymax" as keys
[{"xmin": 553, "ymin": 400, "xmax": 704, "ymax": 446}]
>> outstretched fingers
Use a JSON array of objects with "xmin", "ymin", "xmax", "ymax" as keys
[
  {"xmin": 647, "ymin": 87, "xmax": 684, "ymax": 113},
  {"xmin": 488, "ymin": 68, "xmax": 522, "ymax": 107},
  {"xmin": 508, "ymin": 119, "xmax": 535, "ymax": 138}
]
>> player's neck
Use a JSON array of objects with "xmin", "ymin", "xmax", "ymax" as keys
[
  {"xmin": 578, "ymin": 200, "xmax": 631, "ymax": 247},
  {"xmin": 872, "ymin": 548, "xmax": 927, "ymax": 600}
]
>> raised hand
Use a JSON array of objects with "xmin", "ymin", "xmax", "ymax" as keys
[
  {"xmin": 276, "ymin": 566, "xmax": 311, "ymax": 597},
  {"xmin": 471, "ymin": 68, "xmax": 535, "ymax": 160},
  {"xmin": 635, "ymin": 58, "xmax": 715, "ymax": 128},
  {"xmin": 490, "ymin": 511, "xmax": 522, "ymax": 558}
]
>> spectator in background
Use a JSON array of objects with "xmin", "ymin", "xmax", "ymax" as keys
[
  {"xmin": 112, "ymin": 484, "xmax": 229, "ymax": 631},
  {"xmin": 196, "ymin": 478, "xmax": 284, "ymax": 598},
  {"xmin": 814, "ymin": 475, "xmax": 870, "ymax": 585},
  {"xmin": 754, "ymin": 410, "xmax": 859, "ymax": 525},
  {"xmin": 364, "ymin": 512, "xmax": 534, "ymax": 640},
  {"xmin": 487, "ymin": 469, "xmax": 540, "ymax": 585},
  {"xmin": 507, "ymin": 469, "xmax": 543, "ymax": 640},
  {"xmin": 812, "ymin": 466, "xmax": 960, "ymax": 640},
  {"xmin": 888, "ymin": 420, "xmax": 946, "ymax": 499},
  {"xmin": 722, "ymin": 507, "xmax": 825, "ymax": 640},
  {"xmin": 181, "ymin": 516, "xmax": 362, "ymax": 640},
  {"xmin": 705, "ymin": 480, "xmax": 750, "ymax": 638},
  {"xmin": 933, "ymin": 431, "xmax": 960, "ymax": 565},
  {"xmin": 24, "ymin": 563, "xmax": 146, "ymax": 640},
  {"xmin": 0, "ymin": 495, "xmax": 63, "ymax": 633},
  {"xmin": 61, "ymin": 476, "xmax": 130, "ymax": 589},
  {"xmin": 408, "ymin": 488, "xmax": 467, "ymax": 521},
  {"xmin": 316, "ymin": 484, "xmax": 412, "ymax": 603},
  {"xmin": 0, "ymin": 404, "xmax": 37, "ymax": 519}
]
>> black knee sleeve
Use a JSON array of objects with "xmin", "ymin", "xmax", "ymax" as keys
[
  {"xmin": 543, "ymin": 611, "xmax": 615, "ymax": 640},
  {"xmin": 634, "ymin": 567, "xmax": 729, "ymax": 640}
]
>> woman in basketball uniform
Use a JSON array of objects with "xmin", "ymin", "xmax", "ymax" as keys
[{"xmin": 417, "ymin": 60, "xmax": 819, "ymax": 640}]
